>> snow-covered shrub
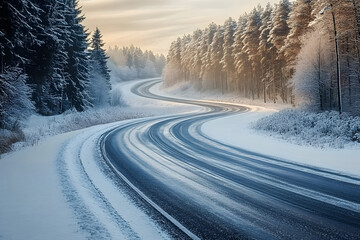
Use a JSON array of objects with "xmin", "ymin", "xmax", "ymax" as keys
[
  {"xmin": 21, "ymin": 107, "xmax": 149, "ymax": 148},
  {"xmin": 0, "ymin": 129, "xmax": 24, "ymax": 154},
  {"xmin": 253, "ymin": 109, "xmax": 360, "ymax": 148}
]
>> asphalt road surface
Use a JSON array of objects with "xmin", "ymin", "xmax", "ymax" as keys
[{"xmin": 102, "ymin": 79, "xmax": 360, "ymax": 240}]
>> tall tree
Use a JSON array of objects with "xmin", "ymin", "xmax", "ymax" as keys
[
  {"xmin": 282, "ymin": 0, "xmax": 313, "ymax": 77},
  {"xmin": 89, "ymin": 27, "xmax": 111, "ymax": 107},
  {"xmin": 221, "ymin": 18, "xmax": 237, "ymax": 91},
  {"xmin": 63, "ymin": 0, "xmax": 91, "ymax": 111},
  {"xmin": 0, "ymin": 0, "xmax": 40, "ymax": 128}
]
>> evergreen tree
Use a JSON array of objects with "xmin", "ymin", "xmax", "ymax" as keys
[
  {"xmin": 221, "ymin": 18, "xmax": 237, "ymax": 91},
  {"xmin": 269, "ymin": 0, "xmax": 291, "ymax": 102},
  {"xmin": 282, "ymin": 0, "xmax": 313, "ymax": 77},
  {"xmin": 243, "ymin": 8, "xmax": 262, "ymax": 99},
  {"xmin": 63, "ymin": 0, "xmax": 91, "ymax": 111},
  {"xmin": 89, "ymin": 27, "xmax": 111, "ymax": 107},
  {"xmin": 258, "ymin": 3, "xmax": 274, "ymax": 102},
  {"xmin": 0, "ymin": 0, "xmax": 40, "ymax": 128}
]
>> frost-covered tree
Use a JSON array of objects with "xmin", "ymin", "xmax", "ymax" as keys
[
  {"xmin": 291, "ymin": 28, "xmax": 332, "ymax": 111},
  {"xmin": 63, "ymin": 0, "xmax": 91, "ymax": 112},
  {"xmin": 243, "ymin": 8, "xmax": 262, "ymax": 99},
  {"xmin": 209, "ymin": 26, "xmax": 225, "ymax": 92},
  {"xmin": 258, "ymin": 3, "xmax": 274, "ymax": 103},
  {"xmin": 269, "ymin": 0, "xmax": 291, "ymax": 102},
  {"xmin": 27, "ymin": 0, "xmax": 69, "ymax": 115},
  {"xmin": 282, "ymin": 0, "xmax": 313, "ymax": 77},
  {"xmin": 233, "ymin": 14, "xmax": 250, "ymax": 94},
  {"xmin": 0, "ymin": 67, "xmax": 34, "ymax": 129},
  {"xmin": 89, "ymin": 27, "xmax": 111, "ymax": 107},
  {"xmin": 0, "ymin": 0, "xmax": 40, "ymax": 127},
  {"xmin": 200, "ymin": 23, "xmax": 218, "ymax": 89},
  {"xmin": 221, "ymin": 18, "xmax": 237, "ymax": 91}
]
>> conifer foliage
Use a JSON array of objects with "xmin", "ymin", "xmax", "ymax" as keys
[
  {"xmin": 163, "ymin": 0, "xmax": 360, "ymax": 115},
  {"xmin": 89, "ymin": 28, "xmax": 111, "ymax": 107},
  {"xmin": 0, "ymin": 0, "xmax": 112, "ymax": 129}
]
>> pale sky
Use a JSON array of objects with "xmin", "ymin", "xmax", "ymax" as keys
[{"xmin": 80, "ymin": 0, "xmax": 279, "ymax": 55}]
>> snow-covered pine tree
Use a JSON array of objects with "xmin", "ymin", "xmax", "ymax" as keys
[
  {"xmin": 243, "ymin": 8, "xmax": 262, "ymax": 99},
  {"xmin": 0, "ymin": 67, "xmax": 34, "ymax": 129},
  {"xmin": 258, "ymin": 3, "xmax": 274, "ymax": 103},
  {"xmin": 233, "ymin": 14, "xmax": 251, "ymax": 95},
  {"xmin": 209, "ymin": 25, "xmax": 225, "ymax": 93},
  {"xmin": 188, "ymin": 29, "xmax": 203, "ymax": 86},
  {"xmin": 269, "ymin": 0, "xmax": 291, "ymax": 102},
  {"xmin": 27, "ymin": 0, "xmax": 69, "ymax": 115},
  {"xmin": 180, "ymin": 34, "xmax": 192, "ymax": 81},
  {"xmin": 221, "ymin": 18, "xmax": 237, "ymax": 91},
  {"xmin": 89, "ymin": 27, "xmax": 111, "ymax": 107},
  {"xmin": 200, "ymin": 23, "xmax": 217, "ymax": 89},
  {"xmin": 63, "ymin": 0, "xmax": 91, "ymax": 112},
  {"xmin": 0, "ymin": 0, "xmax": 40, "ymax": 128},
  {"xmin": 282, "ymin": 0, "xmax": 313, "ymax": 77}
]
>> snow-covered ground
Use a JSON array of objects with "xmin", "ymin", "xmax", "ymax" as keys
[
  {"xmin": 1, "ymin": 78, "xmax": 359, "ymax": 240},
  {"xmin": 152, "ymin": 81, "xmax": 360, "ymax": 177},
  {"xmin": 0, "ymin": 79, "xmax": 197, "ymax": 240}
]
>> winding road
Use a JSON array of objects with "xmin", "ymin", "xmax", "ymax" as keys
[{"xmin": 102, "ymin": 79, "xmax": 360, "ymax": 239}]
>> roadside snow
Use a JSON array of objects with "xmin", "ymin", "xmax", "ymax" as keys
[
  {"xmin": 0, "ymin": 79, "xmax": 198, "ymax": 240},
  {"xmin": 0, "ymin": 131, "xmax": 86, "ymax": 240},
  {"xmin": 152, "ymin": 81, "xmax": 360, "ymax": 177}
]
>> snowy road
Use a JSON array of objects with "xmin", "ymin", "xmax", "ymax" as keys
[{"xmin": 103, "ymin": 79, "xmax": 360, "ymax": 239}]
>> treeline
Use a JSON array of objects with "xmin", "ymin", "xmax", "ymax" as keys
[
  {"xmin": 0, "ymin": 0, "xmax": 111, "ymax": 130},
  {"xmin": 163, "ymin": 0, "xmax": 360, "ymax": 114},
  {"xmin": 108, "ymin": 45, "xmax": 166, "ymax": 82}
]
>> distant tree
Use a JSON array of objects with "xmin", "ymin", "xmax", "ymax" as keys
[{"xmin": 89, "ymin": 27, "xmax": 111, "ymax": 107}]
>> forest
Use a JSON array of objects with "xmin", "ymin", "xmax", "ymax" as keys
[
  {"xmin": 108, "ymin": 45, "xmax": 166, "ymax": 83},
  {"xmin": 0, "ymin": 0, "xmax": 111, "ymax": 130},
  {"xmin": 163, "ymin": 0, "xmax": 360, "ymax": 115}
]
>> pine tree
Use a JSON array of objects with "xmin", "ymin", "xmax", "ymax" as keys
[
  {"xmin": 221, "ymin": 18, "xmax": 237, "ymax": 91},
  {"xmin": 233, "ymin": 14, "xmax": 251, "ymax": 95},
  {"xmin": 269, "ymin": 0, "xmax": 291, "ymax": 102},
  {"xmin": 209, "ymin": 25, "xmax": 225, "ymax": 93},
  {"xmin": 89, "ymin": 27, "xmax": 111, "ymax": 107},
  {"xmin": 28, "ymin": 0, "xmax": 69, "ymax": 115},
  {"xmin": 258, "ymin": 3, "xmax": 274, "ymax": 102},
  {"xmin": 243, "ymin": 8, "xmax": 262, "ymax": 99},
  {"xmin": 282, "ymin": 0, "xmax": 313, "ymax": 77},
  {"xmin": 0, "ymin": 0, "xmax": 40, "ymax": 128},
  {"xmin": 63, "ymin": 0, "xmax": 91, "ymax": 111}
]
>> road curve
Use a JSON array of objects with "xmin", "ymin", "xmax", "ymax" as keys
[{"xmin": 102, "ymin": 79, "xmax": 360, "ymax": 240}]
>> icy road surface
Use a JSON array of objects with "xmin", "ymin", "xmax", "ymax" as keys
[{"xmin": 103, "ymin": 79, "xmax": 360, "ymax": 239}]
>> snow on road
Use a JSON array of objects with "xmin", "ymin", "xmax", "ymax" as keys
[
  {"xmin": 151, "ymin": 81, "xmax": 360, "ymax": 177},
  {"xmin": 1, "ymin": 78, "xmax": 359, "ymax": 239},
  {"xmin": 0, "ymin": 79, "xmax": 190, "ymax": 240}
]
